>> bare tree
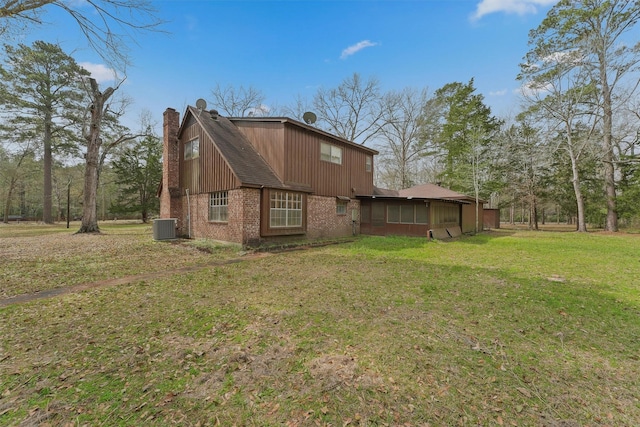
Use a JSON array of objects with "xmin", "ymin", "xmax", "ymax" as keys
[
  {"xmin": 0, "ymin": 0, "xmax": 163, "ymax": 70},
  {"xmin": 276, "ymin": 94, "xmax": 314, "ymax": 122},
  {"xmin": 77, "ymin": 77, "xmax": 144, "ymax": 233},
  {"xmin": 210, "ymin": 84, "xmax": 267, "ymax": 117},
  {"xmin": 313, "ymin": 73, "xmax": 385, "ymax": 145},
  {"xmin": 520, "ymin": 63, "xmax": 600, "ymax": 232},
  {"xmin": 376, "ymin": 87, "xmax": 432, "ymax": 189}
]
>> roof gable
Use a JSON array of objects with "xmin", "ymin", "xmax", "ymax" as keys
[{"xmin": 179, "ymin": 106, "xmax": 285, "ymax": 189}]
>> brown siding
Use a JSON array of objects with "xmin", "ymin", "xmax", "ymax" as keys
[
  {"xmin": 260, "ymin": 189, "xmax": 307, "ymax": 237},
  {"xmin": 234, "ymin": 120, "xmax": 374, "ymax": 197},
  {"xmin": 180, "ymin": 123, "xmax": 240, "ymax": 194},
  {"xmin": 483, "ymin": 208, "xmax": 500, "ymax": 229},
  {"xmin": 461, "ymin": 203, "xmax": 483, "ymax": 233},
  {"xmin": 283, "ymin": 123, "xmax": 373, "ymax": 197}
]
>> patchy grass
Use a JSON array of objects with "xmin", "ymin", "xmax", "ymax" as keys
[
  {"xmin": 0, "ymin": 222, "xmax": 241, "ymax": 299},
  {"xmin": 1, "ymin": 229, "xmax": 639, "ymax": 426}
]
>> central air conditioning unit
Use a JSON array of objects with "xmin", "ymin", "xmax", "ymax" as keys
[{"xmin": 153, "ymin": 218, "xmax": 177, "ymax": 240}]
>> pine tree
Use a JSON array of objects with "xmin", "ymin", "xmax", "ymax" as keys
[{"xmin": 0, "ymin": 41, "xmax": 88, "ymax": 223}]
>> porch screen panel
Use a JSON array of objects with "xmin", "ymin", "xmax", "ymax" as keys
[
  {"xmin": 372, "ymin": 202, "xmax": 385, "ymax": 227},
  {"xmin": 415, "ymin": 204, "xmax": 428, "ymax": 224},
  {"xmin": 387, "ymin": 205, "xmax": 400, "ymax": 223},
  {"xmin": 361, "ymin": 204, "xmax": 371, "ymax": 223},
  {"xmin": 400, "ymin": 206, "xmax": 414, "ymax": 224}
]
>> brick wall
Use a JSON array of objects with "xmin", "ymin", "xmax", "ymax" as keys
[
  {"xmin": 178, "ymin": 188, "xmax": 261, "ymax": 245},
  {"xmin": 172, "ymin": 188, "xmax": 360, "ymax": 245},
  {"xmin": 306, "ymin": 196, "xmax": 360, "ymax": 239},
  {"xmin": 161, "ymin": 108, "xmax": 182, "ymax": 222}
]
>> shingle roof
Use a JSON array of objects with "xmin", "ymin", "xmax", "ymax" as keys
[
  {"xmin": 366, "ymin": 183, "xmax": 473, "ymax": 204},
  {"xmin": 184, "ymin": 106, "xmax": 286, "ymax": 190},
  {"xmin": 398, "ymin": 183, "xmax": 470, "ymax": 199}
]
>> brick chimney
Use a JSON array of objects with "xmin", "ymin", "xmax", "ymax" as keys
[{"xmin": 160, "ymin": 108, "xmax": 182, "ymax": 221}]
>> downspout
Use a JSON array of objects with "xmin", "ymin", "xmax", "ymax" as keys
[{"xmin": 185, "ymin": 188, "xmax": 191, "ymax": 238}]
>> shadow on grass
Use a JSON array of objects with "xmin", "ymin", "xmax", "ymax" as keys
[{"xmin": 351, "ymin": 231, "xmax": 516, "ymax": 251}]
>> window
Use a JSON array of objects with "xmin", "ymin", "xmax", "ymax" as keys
[
  {"xmin": 365, "ymin": 156, "xmax": 372, "ymax": 172},
  {"xmin": 387, "ymin": 204, "xmax": 430, "ymax": 225},
  {"xmin": 336, "ymin": 200, "xmax": 348, "ymax": 215},
  {"xmin": 209, "ymin": 191, "xmax": 228, "ymax": 222},
  {"xmin": 321, "ymin": 142, "xmax": 342, "ymax": 165},
  {"xmin": 270, "ymin": 191, "xmax": 303, "ymax": 227},
  {"xmin": 184, "ymin": 138, "xmax": 199, "ymax": 160}
]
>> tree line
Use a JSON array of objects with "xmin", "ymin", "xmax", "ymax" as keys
[
  {"xmin": 210, "ymin": 1, "xmax": 640, "ymax": 232},
  {"xmin": 1, "ymin": 0, "xmax": 639, "ymax": 232}
]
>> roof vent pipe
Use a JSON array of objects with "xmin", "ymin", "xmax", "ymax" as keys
[{"xmin": 209, "ymin": 109, "xmax": 219, "ymax": 120}]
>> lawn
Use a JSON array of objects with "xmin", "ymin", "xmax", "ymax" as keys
[{"xmin": 1, "ymin": 224, "xmax": 639, "ymax": 426}]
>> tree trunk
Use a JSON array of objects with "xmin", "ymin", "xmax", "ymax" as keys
[
  {"xmin": 78, "ymin": 141, "xmax": 101, "ymax": 232},
  {"xmin": 600, "ymin": 59, "xmax": 618, "ymax": 232},
  {"xmin": 3, "ymin": 176, "xmax": 18, "ymax": 223},
  {"xmin": 77, "ymin": 79, "xmax": 115, "ymax": 234},
  {"xmin": 570, "ymin": 154, "xmax": 587, "ymax": 232},
  {"xmin": 43, "ymin": 114, "xmax": 53, "ymax": 224}
]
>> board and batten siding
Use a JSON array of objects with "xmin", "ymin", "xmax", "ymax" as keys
[
  {"xmin": 284, "ymin": 123, "xmax": 374, "ymax": 197},
  {"xmin": 180, "ymin": 123, "xmax": 239, "ymax": 194},
  {"xmin": 235, "ymin": 120, "xmax": 374, "ymax": 197}
]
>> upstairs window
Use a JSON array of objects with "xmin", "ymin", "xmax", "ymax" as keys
[
  {"xmin": 209, "ymin": 191, "xmax": 228, "ymax": 222},
  {"xmin": 321, "ymin": 142, "xmax": 342, "ymax": 165},
  {"xmin": 184, "ymin": 138, "xmax": 199, "ymax": 160},
  {"xmin": 365, "ymin": 155, "xmax": 372, "ymax": 172}
]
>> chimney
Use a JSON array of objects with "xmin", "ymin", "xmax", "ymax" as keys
[
  {"xmin": 209, "ymin": 109, "xmax": 218, "ymax": 120},
  {"xmin": 161, "ymin": 108, "xmax": 182, "ymax": 221}
]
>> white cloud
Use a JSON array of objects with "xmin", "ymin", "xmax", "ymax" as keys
[
  {"xmin": 79, "ymin": 62, "xmax": 116, "ymax": 83},
  {"xmin": 340, "ymin": 40, "xmax": 378, "ymax": 60},
  {"xmin": 471, "ymin": 0, "xmax": 558, "ymax": 20},
  {"xmin": 517, "ymin": 80, "xmax": 551, "ymax": 98},
  {"xmin": 489, "ymin": 89, "xmax": 508, "ymax": 96}
]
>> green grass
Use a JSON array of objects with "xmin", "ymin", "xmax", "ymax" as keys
[{"xmin": 1, "ymin": 228, "xmax": 639, "ymax": 426}]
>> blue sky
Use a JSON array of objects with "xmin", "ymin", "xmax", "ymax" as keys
[{"xmin": 17, "ymin": 0, "xmax": 560, "ymax": 135}]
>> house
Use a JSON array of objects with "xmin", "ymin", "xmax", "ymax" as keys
[
  {"xmin": 159, "ymin": 106, "xmax": 483, "ymax": 245},
  {"xmin": 160, "ymin": 106, "xmax": 377, "ymax": 246}
]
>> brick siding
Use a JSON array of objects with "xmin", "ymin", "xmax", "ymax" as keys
[
  {"xmin": 174, "ymin": 188, "xmax": 261, "ymax": 245},
  {"xmin": 306, "ymin": 196, "xmax": 360, "ymax": 239}
]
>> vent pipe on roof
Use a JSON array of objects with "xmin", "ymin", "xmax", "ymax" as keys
[{"xmin": 209, "ymin": 109, "xmax": 219, "ymax": 120}]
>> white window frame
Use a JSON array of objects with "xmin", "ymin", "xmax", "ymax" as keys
[
  {"xmin": 209, "ymin": 191, "xmax": 228, "ymax": 222},
  {"xmin": 270, "ymin": 191, "xmax": 303, "ymax": 228},
  {"xmin": 320, "ymin": 142, "xmax": 342, "ymax": 165},
  {"xmin": 184, "ymin": 138, "xmax": 200, "ymax": 160}
]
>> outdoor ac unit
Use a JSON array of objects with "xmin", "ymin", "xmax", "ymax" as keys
[{"xmin": 153, "ymin": 218, "xmax": 177, "ymax": 240}]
